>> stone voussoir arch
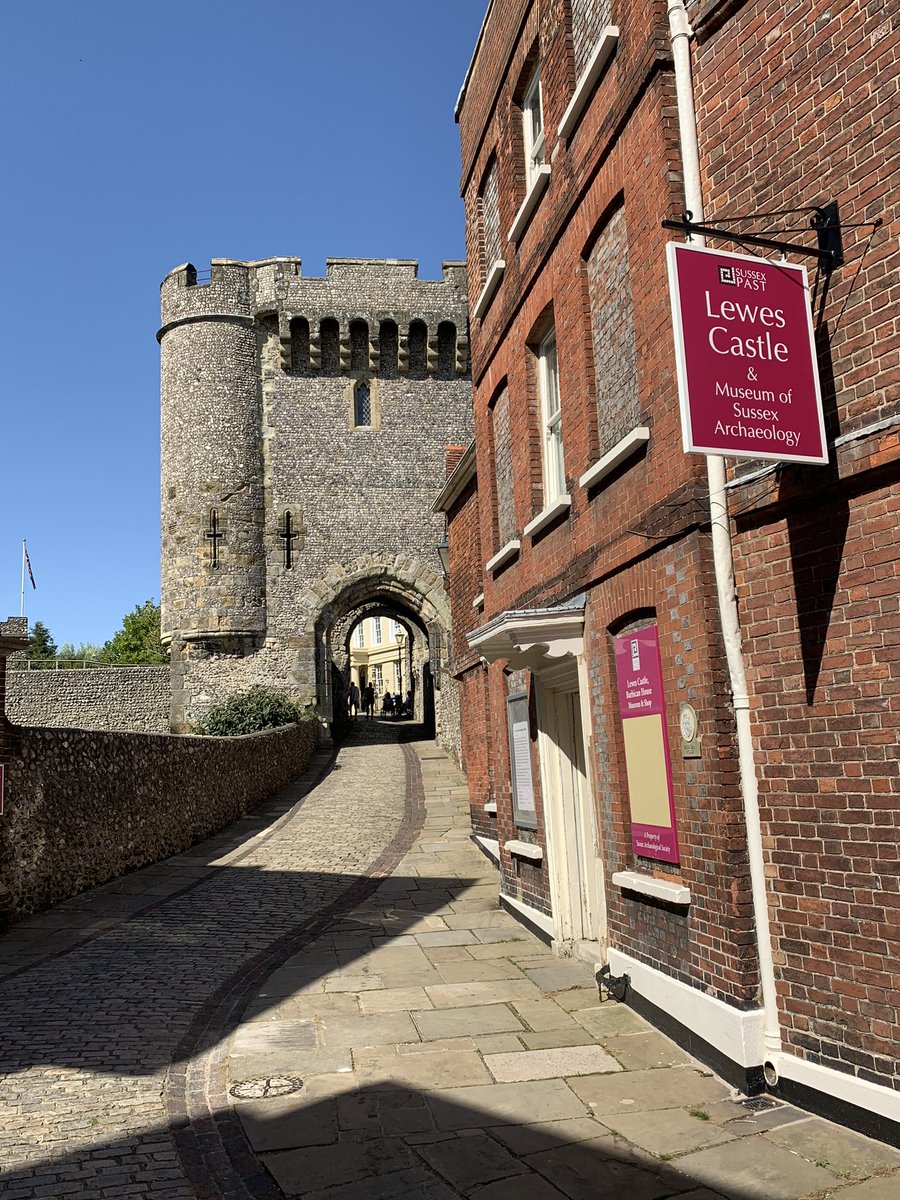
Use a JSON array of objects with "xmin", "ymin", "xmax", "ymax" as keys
[{"xmin": 304, "ymin": 553, "xmax": 450, "ymax": 636}]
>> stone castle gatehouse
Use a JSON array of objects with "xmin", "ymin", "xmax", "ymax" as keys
[{"xmin": 158, "ymin": 257, "xmax": 472, "ymax": 740}]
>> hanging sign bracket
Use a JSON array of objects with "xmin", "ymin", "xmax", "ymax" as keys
[{"xmin": 662, "ymin": 202, "xmax": 880, "ymax": 274}]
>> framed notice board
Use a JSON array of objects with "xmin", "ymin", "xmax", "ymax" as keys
[{"xmin": 507, "ymin": 693, "xmax": 537, "ymax": 830}]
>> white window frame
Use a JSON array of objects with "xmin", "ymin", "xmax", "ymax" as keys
[
  {"xmin": 372, "ymin": 664, "xmax": 383, "ymax": 691},
  {"xmin": 374, "ymin": 617, "xmax": 382, "ymax": 645},
  {"xmin": 356, "ymin": 623, "xmax": 366, "ymax": 648},
  {"xmin": 522, "ymin": 67, "xmax": 546, "ymax": 190},
  {"xmin": 538, "ymin": 331, "xmax": 565, "ymax": 503}
]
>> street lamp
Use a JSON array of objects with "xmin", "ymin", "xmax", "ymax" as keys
[
  {"xmin": 395, "ymin": 629, "xmax": 407, "ymax": 711},
  {"xmin": 437, "ymin": 532, "xmax": 450, "ymax": 578}
]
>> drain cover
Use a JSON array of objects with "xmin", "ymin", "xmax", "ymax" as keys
[
  {"xmin": 738, "ymin": 1096, "xmax": 782, "ymax": 1113},
  {"xmin": 230, "ymin": 1076, "xmax": 304, "ymax": 1100}
]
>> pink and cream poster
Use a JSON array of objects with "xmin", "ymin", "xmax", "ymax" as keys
[{"xmin": 614, "ymin": 626, "xmax": 680, "ymax": 864}]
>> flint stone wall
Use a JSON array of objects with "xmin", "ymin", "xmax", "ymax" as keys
[
  {"xmin": 0, "ymin": 719, "xmax": 320, "ymax": 918},
  {"xmin": 6, "ymin": 667, "xmax": 170, "ymax": 733}
]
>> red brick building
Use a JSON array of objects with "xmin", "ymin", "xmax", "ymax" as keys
[{"xmin": 438, "ymin": 0, "xmax": 898, "ymax": 1142}]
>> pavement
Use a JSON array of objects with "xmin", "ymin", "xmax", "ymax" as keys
[{"xmin": 0, "ymin": 720, "xmax": 898, "ymax": 1199}]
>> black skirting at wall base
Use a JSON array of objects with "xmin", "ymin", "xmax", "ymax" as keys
[
  {"xmin": 624, "ymin": 987, "xmax": 765, "ymax": 1095},
  {"xmin": 772, "ymin": 1076, "xmax": 900, "ymax": 1151},
  {"xmin": 625, "ymin": 988, "xmax": 900, "ymax": 1149},
  {"xmin": 498, "ymin": 893, "xmax": 554, "ymax": 947}
]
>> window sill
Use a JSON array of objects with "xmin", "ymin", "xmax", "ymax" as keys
[
  {"xmin": 508, "ymin": 166, "xmax": 552, "ymax": 244},
  {"xmin": 523, "ymin": 493, "xmax": 571, "ymax": 539},
  {"xmin": 485, "ymin": 539, "xmax": 520, "ymax": 575},
  {"xmin": 475, "ymin": 834, "xmax": 500, "ymax": 863},
  {"xmin": 484, "ymin": 801, "xmax": 498, "ymax": 815},
  {"xmin": 612, "ymin": 870, "xmax": 691, "ymax": 906},
  {"xmin": 505, "ymin": 839, "xmax": 543, "ymax": 863},
  {"xmin": 557, "ymin": 27, "xmax": 620, "ymax": 141},
  {"xmin": 472, "ymin": 258, "xmax": 505, "ymax": 320},
  {"xmin": 579, "ymin": 427, "xmax": 649, "ymax": 492},
  {"xmin": 472, "ymin": 592, "xmax": 485, "ymax": 611}
]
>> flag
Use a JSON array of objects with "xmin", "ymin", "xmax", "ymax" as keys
[{"xmin": 24, "ymin": 544, "xmax": 35, "ymax": 590}]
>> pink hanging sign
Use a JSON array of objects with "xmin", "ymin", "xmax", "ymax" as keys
[{"xmin": 668, "ymin": 242, "xmax": 828, "ymax": 464}]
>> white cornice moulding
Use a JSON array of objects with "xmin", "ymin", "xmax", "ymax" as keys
[
  {"xmin": 523, "ymin": 493, "xmax": 571, "ymax": 539},
  {"xmin": 472, "ymin": 258, "xmax": 505, "ymax": 320},
  {"xmin": 508, "ymin": 165, "xmax": 552, "ymax": 244},
  {"xmin": 505, "ymin": 839, "xmax": 544, "ymax": 862},
  {"xmin": 557, "ymin": 27, "xmax": 620, "ymax": 141},
  {"xmin": 612, "ymin": 870, "xmax": 691, "ymax": 906},
  {"xmin": 485, "ymin": 539, "xmax": 520, "ymax": 575},
  {"xmin": 579, "ymin": 426, "xmax": 649, "ymax": 491}
]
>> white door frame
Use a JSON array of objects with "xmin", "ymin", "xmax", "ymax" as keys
[{"xmin": 535, "ymin": 659, "xmax": 607, "ymax": 954}]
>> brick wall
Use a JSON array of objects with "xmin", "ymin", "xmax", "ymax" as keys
[
  {"xmin": 693, "ymin": 0, "xmax": 900, "ymax": 1093},
  {"xmin": 455, "ymin": 0, "xmax": 760, "ymax": 988},
  {"xmin": 452, "ymin": 0, "xmax": 899, "ymax": 1121}
]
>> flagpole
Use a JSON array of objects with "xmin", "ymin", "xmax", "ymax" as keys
[{"xmin": 20, "ymin": 541, "xmax": 26, "ymax": 618}]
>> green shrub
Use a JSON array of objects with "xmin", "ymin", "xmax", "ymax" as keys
[{"xmin": 194, "ymin": 688, "xmax": 315, "ymax": 737}]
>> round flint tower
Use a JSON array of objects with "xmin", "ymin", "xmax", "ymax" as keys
[{"xmin": 159, "ymin": 261, "xmax": 266, "ymax": 719}]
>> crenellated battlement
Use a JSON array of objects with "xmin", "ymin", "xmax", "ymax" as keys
[{"xmin": 159, "ymin": 255, "xmax": 470, "ymax": 376}]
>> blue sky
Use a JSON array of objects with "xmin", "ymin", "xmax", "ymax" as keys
[{"xmin": 0, "ymin": 0, "xmax": 485, "ymax": 649}]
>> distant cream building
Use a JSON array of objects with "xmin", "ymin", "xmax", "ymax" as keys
[{"xmin": 349, "ymin": 617, "xmax": 408, "ymax": 703}]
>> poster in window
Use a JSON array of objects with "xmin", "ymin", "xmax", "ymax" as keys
[
  {"xmin": 613, "ymin": 626, "xmax": 680, "ymax": 863},
  {"xmin": 507, "ymin": 693, "xmax": 537, "ymax": 830}
]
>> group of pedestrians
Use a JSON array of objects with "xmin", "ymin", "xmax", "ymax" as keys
[
  {"xmin": 346, "ymin": 681, "xmax": 411, "ymax": 720},
  {"xmin": 381, "ymin": 690, "xmax": 412, "ymax": 718},
  {"xmin": 346, "ymin": 680, "xmax": 376, "ymax": 719}
]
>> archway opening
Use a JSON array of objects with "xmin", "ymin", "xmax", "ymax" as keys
[{"xmin": 316, "ymin": 579, "xmax": 445, "ymax": 740}]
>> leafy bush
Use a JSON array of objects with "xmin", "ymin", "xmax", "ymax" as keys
[{"xmin": 194, "ymin": 688, "xmax": 316, "ymax": 737}]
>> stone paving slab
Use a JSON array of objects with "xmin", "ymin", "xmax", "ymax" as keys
[
  {"xmin": 673, "ymin": 1135, "xmax": 840, "ymax": 1199},
  {"xmin": 429, "ymin": 1080, "xmax": 591, "ymax": 1129},
  {"xmin": 522, "ymin": 1134, "xmax": 675, "ymax": 1200},
  {"xmin": 262, "ymin": 1134, "xmax": 420, "ymax": 1195},
  {"xmin": 483, "ymin": 1044, "xmax": 623, "ymax": 1082},
  {"xmin": 569, "ymin": 1064, "xmax": 733, "ymax": 1115},
  {"xmin": 600, "ymin": 1029, "xmax": 695, "ymax": 1070},
  {"xmin": 413, "ymin": 1002, "xmax": 527, "ymax": 1040},
  {"xmin": 821, "ymin": 1177, "xmax": 900, "ymax": 1199},
  {"xmin": 470, "ymin": 1174, "xmax": 570, "ymax": 1200},
  {"xmin": 604, "ymin": 1106, "xmax": 737, "ymax": 1157},
  {"xmin": 416, "ymin": 1130, "xmax": 529, "ymax": 1190},
  {"xmin": 353, "ymin": 1046, "xmax": 492, "ymax": 1090}
]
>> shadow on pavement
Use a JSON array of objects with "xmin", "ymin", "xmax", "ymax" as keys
[
  {"xmin": 0, "ymin": 1076, "xmax": 853, "ymax": 1200},
  {"xmin": 0, "ymin": 872, "xmax": 476, "ymax": 1078}
]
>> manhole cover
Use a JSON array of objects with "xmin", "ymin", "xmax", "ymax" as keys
[
  {"xmin": 230, "ymin": 1076, "xmax": 303, "ymax": 1100},
  {"xmin": 737, "ymin": 1096, "xmax": 782, "ymax": 1113}
]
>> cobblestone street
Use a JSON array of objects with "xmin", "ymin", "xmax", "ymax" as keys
[{"xmin": 1, "ymin": 724, "xmax": 898, "ymax": 1199}]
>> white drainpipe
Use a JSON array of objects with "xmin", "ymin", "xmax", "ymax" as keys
[{"xmin": 666, "ymin": 0, "xmax": 782, "ymax": 1072}]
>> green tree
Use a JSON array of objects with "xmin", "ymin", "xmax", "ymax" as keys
[
  {"xmin": 26, "ymin": 620, "xmax": 57, "ymax": 660},
  {"xmin": 99, "ymin": 599, "xmax": 168, "ymax": 665},
  {"xmin": 57, "ymin": 641, "xmax": 103, "ymax": 667}
]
